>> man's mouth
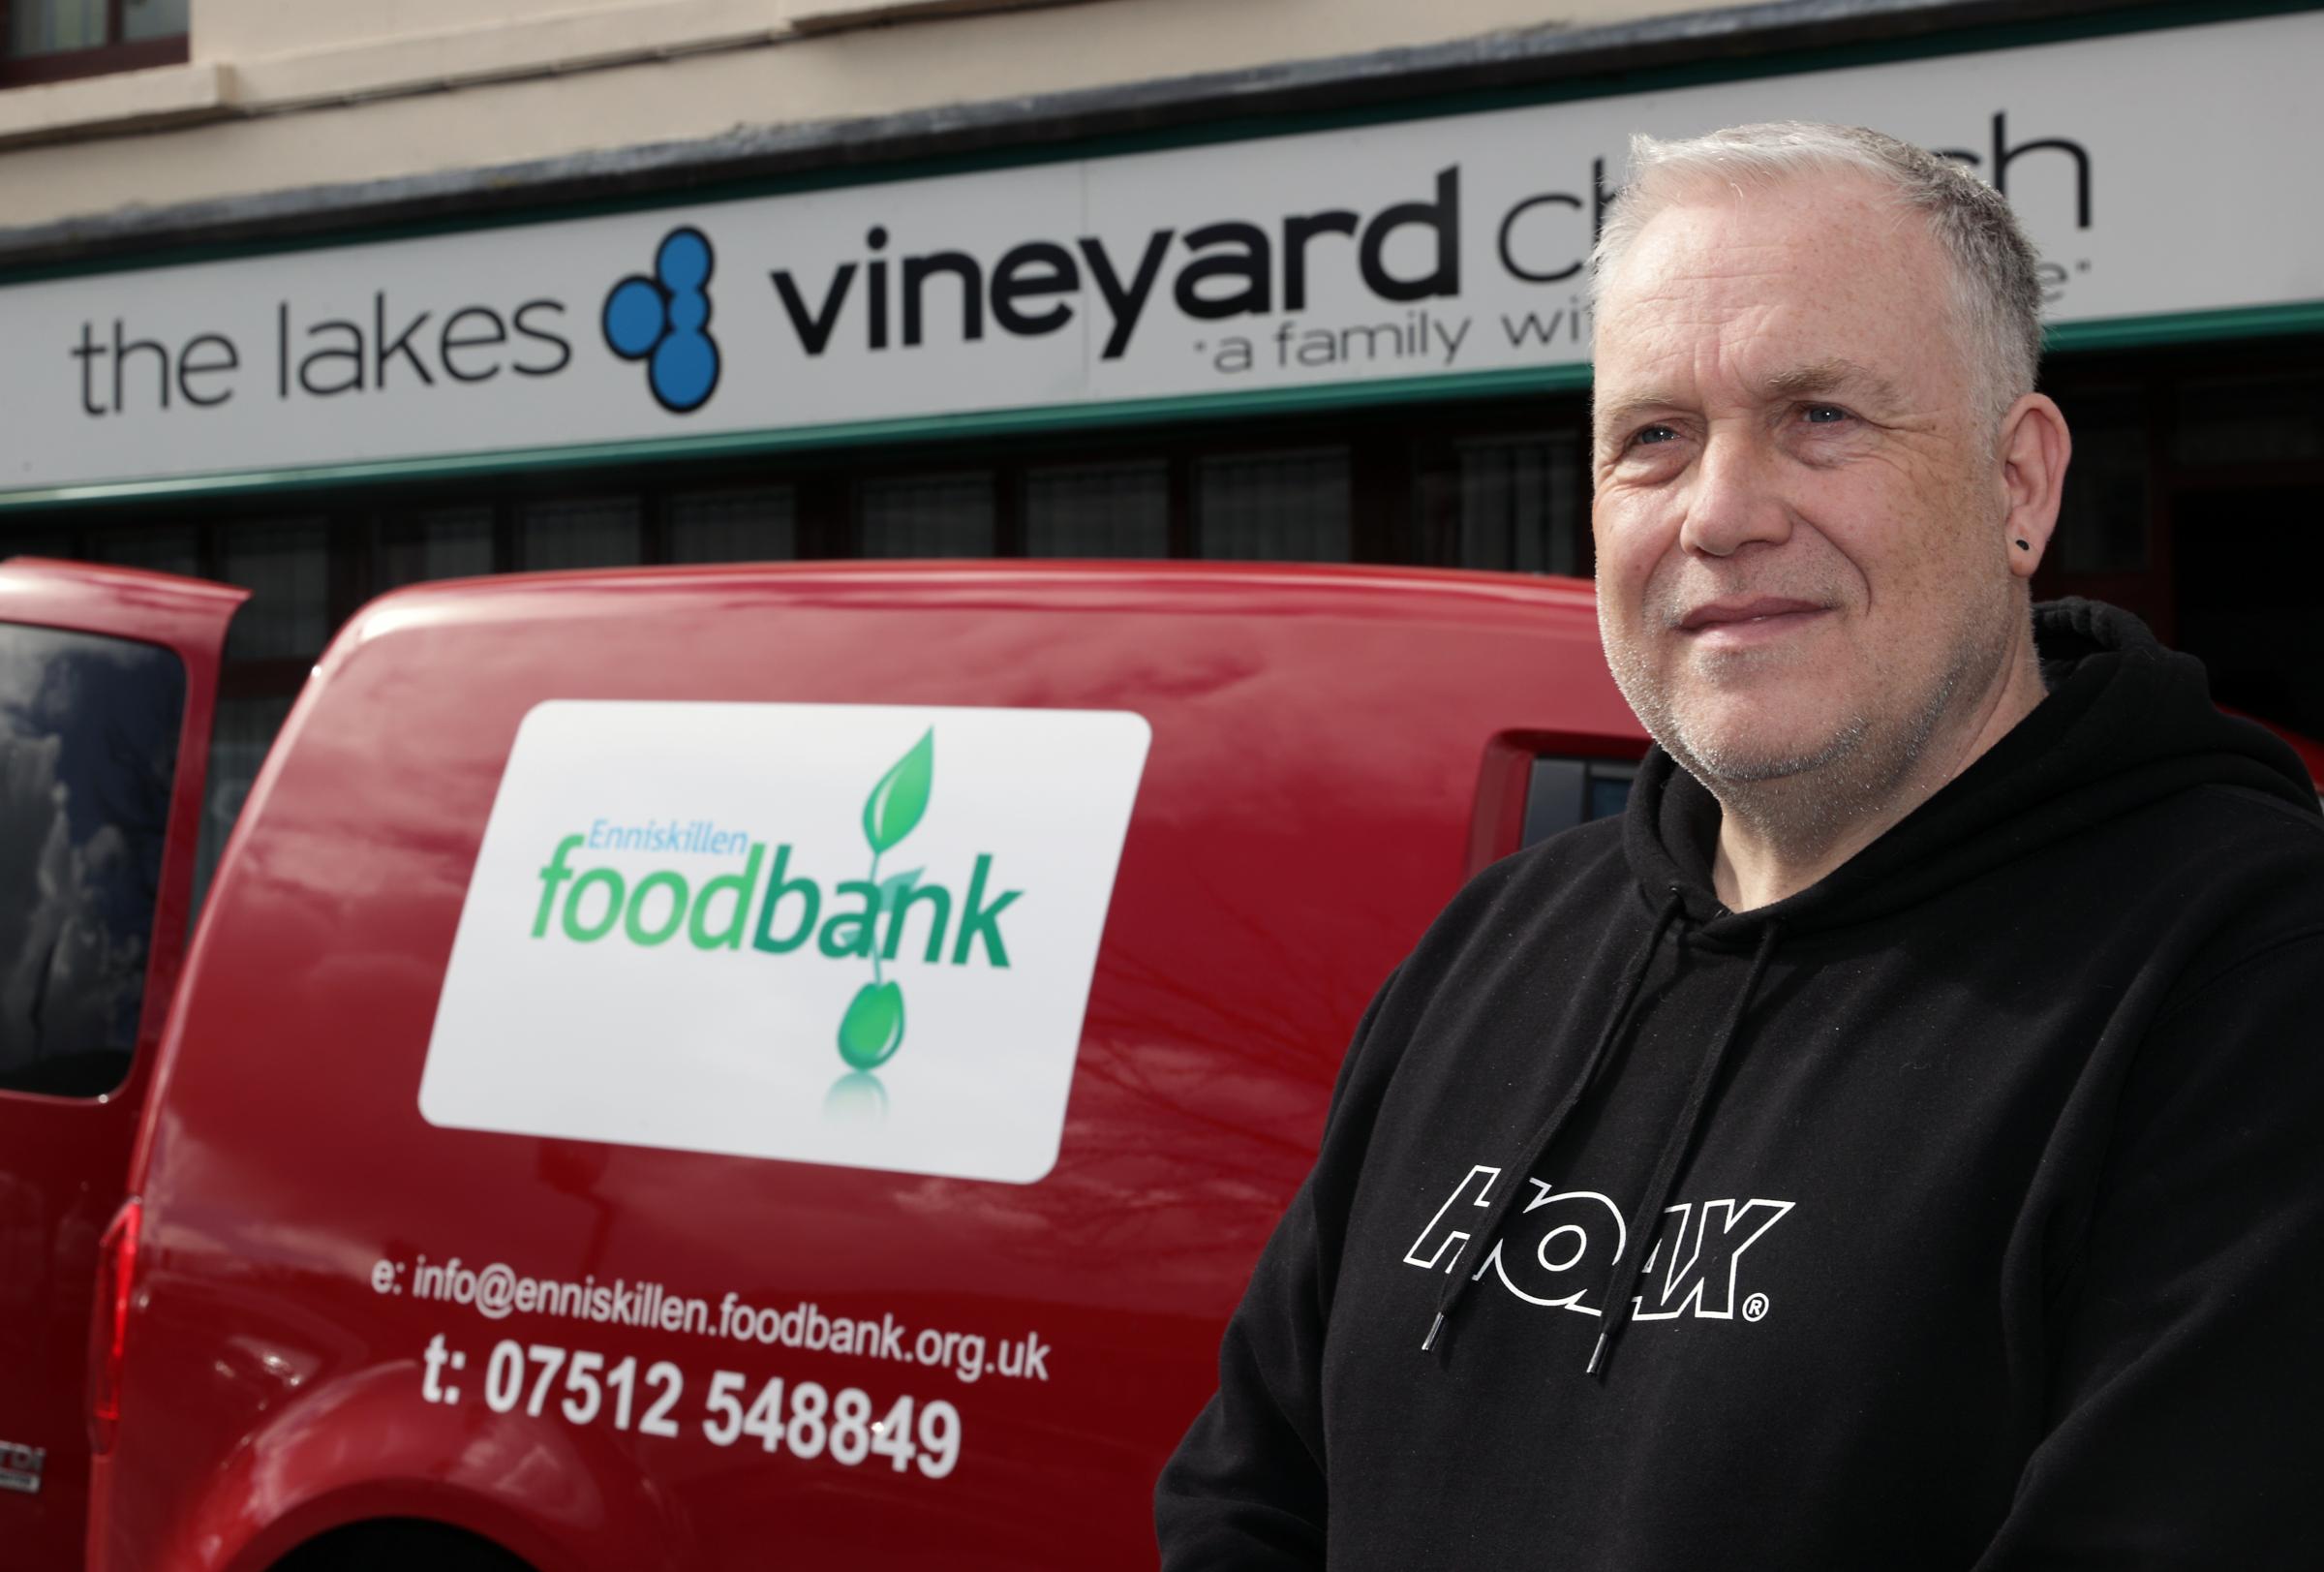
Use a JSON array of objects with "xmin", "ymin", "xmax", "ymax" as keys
[{"xmin": 1675, "ymin": 597, "xmax": 1833, "ymax": 644}]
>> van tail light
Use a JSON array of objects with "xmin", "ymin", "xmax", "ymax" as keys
[{"xmin": 88, "ymin": 1197, "xmax": 142, "ymax": 1456}]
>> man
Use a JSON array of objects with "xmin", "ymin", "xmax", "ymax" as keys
[{"xmin": 1156, "ymin": 123, "xmax": 2324, "ymax": 1568}]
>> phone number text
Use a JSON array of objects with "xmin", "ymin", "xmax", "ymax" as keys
[{"xmin": 418, "ymin": 1334, "xmax": 961, "ymax": 1477}]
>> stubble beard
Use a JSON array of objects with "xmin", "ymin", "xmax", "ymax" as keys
[{"xmin": 1604, "ymin": 609, "xmax": 1992, "ymax": 862}]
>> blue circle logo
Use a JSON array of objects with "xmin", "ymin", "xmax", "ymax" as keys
[{"xmin": 602, "ymin": 227, "xmax": 720, "ymax": 414}]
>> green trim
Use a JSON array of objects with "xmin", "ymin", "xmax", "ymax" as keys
[
  {"xmin": 2043, "ymin": 299, "xmax": 2324, "ymax": 354},
  {"xmin": 0, "ymin": 0, "xmax": 2315, "ymax": 290},
  {"xmin": 0, "ymin": 363, "xmax": 1596, "ymax": 511}
]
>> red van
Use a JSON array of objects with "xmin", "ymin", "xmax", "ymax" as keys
[
  {"xmin": 49, "ymin": 557, "xmax": 1644, "ymax": 1571},
  {"xmin": 16, "ymin": 556, "xmax": 2316, "ymax": 1570},
  {"xmin": 0, "ymin": 562, "xmax": 241, "ymax": 1572}
]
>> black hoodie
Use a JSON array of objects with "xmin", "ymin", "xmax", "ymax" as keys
[{"xmin": 1156, "ymin": 601, "xmax": 2324, "ymax": 1570}]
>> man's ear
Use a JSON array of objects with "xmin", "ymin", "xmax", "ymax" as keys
[{"xmin": 1997, "ymin": 392, "xmax": 2072, "ymax": 580}]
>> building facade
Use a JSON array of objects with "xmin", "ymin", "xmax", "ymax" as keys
[{"xmin": 3, "ymin": 0, "xmax": 2319, "ymax": 893}]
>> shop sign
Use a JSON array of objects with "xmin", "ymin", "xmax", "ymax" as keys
[{"xmin": 1, "ymin": 9, "xmax": 2318, "ymax": 495}]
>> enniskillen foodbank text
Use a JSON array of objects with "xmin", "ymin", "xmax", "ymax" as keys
[{"xmin": 532, "ymin": 833, "xmax": 1023, "ymax": 969}]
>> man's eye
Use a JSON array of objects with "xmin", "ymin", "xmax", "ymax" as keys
[
  {"xmin": 1629, "ymin": 424, "xmax": 1679, "ymax": 448},
  {"xmin": 1801, "ymin": 404, "xmax": 1851, "ymax": 426}
]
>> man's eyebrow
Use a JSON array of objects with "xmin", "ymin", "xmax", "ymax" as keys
[{"xmin": 1761, "ymin": 358, "xmax": 1906, "ymax": 406}]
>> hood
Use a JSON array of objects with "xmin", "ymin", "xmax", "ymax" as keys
[{"xmin": 1622, "ymin": 598, "xmax": 2320, "ymax": 941}]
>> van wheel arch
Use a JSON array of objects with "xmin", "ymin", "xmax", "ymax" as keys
[{"xmin": 269, "ymin": 1518, "xmax": 536, "ymax": 1572}]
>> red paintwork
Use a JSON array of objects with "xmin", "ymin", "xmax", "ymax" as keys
[
  {"xmin": 89, "ymin": 561, "xmax": 1642, "ymax": 1572},
  {"xmin": 0, "ymin": 560, "xmax": 243, "ymax": 1572}
]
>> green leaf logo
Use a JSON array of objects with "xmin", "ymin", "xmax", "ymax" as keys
[
  {"xmin": 838, "ymin": 980, "xmax": 905, "ymax": 1069},
  {"xmin": 863, "ymin": 728, "xmax": 933, "ymax": 855},
  {"xmin": 838, "ymin": 728, "xmax": 933, "ymax": 1075}
]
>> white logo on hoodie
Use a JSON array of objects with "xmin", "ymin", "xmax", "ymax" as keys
[{"xmin": 1404, "ymin": 1164, "xmax": 1791, "ymax": 1321}]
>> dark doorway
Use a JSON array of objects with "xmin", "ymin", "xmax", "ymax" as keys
[
  {"xmin": 2171, "ymin": 482, "xmax": 2324, "ymax": 743},
  {"xmin": 2040, "ymin": 343, "xmax": 2324, "ymax": 744}
]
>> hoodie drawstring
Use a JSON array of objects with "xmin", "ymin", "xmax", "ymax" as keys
[
  {"xmin": 1584, "ymin": 917, "xmax": 1782, "ymax": 1377},
  {"xmin": 1422, "ymin": 887, "xmax": 1686, "ymax": 1356}
]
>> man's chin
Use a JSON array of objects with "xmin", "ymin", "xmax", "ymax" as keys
[{"xmin": 1663, "ymin": 717, "xmax": 1866, "ymax": 788}]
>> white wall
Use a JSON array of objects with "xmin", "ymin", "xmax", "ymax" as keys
[{"xmin": 0, "ymin": 0, "xmax": 1725, "ymax": 231}]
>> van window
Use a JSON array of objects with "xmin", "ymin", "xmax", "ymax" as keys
[
  {"xmin": 1521, "ymin": 756, "xmax": 1637, "ymax": 848},
  {"xmin": 0, "ymin": 622, "xmax": 185, "ymax": 1097}
]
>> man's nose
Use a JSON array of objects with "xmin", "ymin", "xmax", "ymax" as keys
[{"xmin": 1677, "ymin": 431, "xmax": 1793, "ymax": 558}]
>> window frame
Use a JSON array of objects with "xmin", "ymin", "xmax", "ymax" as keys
[{"xmin": 0, "ymin": 0, "xmax": 189, "ymax": 89}]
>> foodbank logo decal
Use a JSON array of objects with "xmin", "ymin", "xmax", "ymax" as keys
[
  {"xmin": 602, "ymin": 227, "xmax": 720, "ymax": 414},
  {"xmin": 422, "ymin": 699, "xmax": 1151, "ymax": 1185},
  {"xmin": 530, "ymin": 728, "xmax": 1022, "ymax": 1072}
]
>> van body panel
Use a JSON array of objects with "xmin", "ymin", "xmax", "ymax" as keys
[
  {"xmin": 0, "ymin": 560, "xmax": 241, "ymax": 1572},
  {"xmin": 103, "ymin": 1361, "xmax": 655, "ymax": 1572},
  {"xmin": 95, "ymin": 562, "xmax": 1641, "ymax": 1570}
]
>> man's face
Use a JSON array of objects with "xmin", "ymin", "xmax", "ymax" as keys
[{"xmin": 1590, "ymin": 172, "xmax": 2019, "ymax": 791}]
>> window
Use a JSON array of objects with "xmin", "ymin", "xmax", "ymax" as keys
[
  {"xmin": 2172, "ymin": 370, "xmax": 2324, "ymax": 469},
  {"xmin": 0, "ymin": 622, "xmax": 184, "ymax": 1097},
  {"xmin": 88, "ymin": 525, "xmax": 200, "ymax": 578},
  {"xmin": 1520, "ymin": 757, "xmax": 1637, "ymax": 848},
  {"xmin": 1419, "ymin": 433, "xmax": 1586, "ymax": 575},
  {"xmin": 860, "ymin": 473, "xmax": 994, "ymax": 558},
  {"xmin": 1024, "ymin": 462, "xmax": 1169, "ymax": 558},
  {"xmin": 517, "ymin": 497, "xmax": 643, "ymax": 571},
  {"xmin": 666, "ymin": 487, "xmax": 797, "ymax": 564},
  {"xmin": 1197, "ymin": 448, "xmax": 1351, "ymax": 560},
  {"xmin": 2054, "ymin": 389, "xmax": 2150, "ymax": 576},
  {"xmin": 2, "ymin": 0, "xmax": 190, "ymax": 87},
  {"xmin": 217, "ymin": 518, "xmax": 330, "ymax": 661},
  {"xmin": 378, "ymin": 507, "xmax": 495, "ymax": 592}
]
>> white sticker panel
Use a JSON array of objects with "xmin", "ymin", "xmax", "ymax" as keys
[{"xmin": 419, "ymin": 701, "xmax": 1150, "ymax": 1185}]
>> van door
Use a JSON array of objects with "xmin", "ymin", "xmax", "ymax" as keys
[{"xmin": 0, "ymin": 559, "xmax": 241, "ymax": 1572}]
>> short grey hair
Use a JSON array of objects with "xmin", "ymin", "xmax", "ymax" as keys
[{"xmin": 1590, "ymin": 122, "xmax": 2044, "ymax": 427}]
